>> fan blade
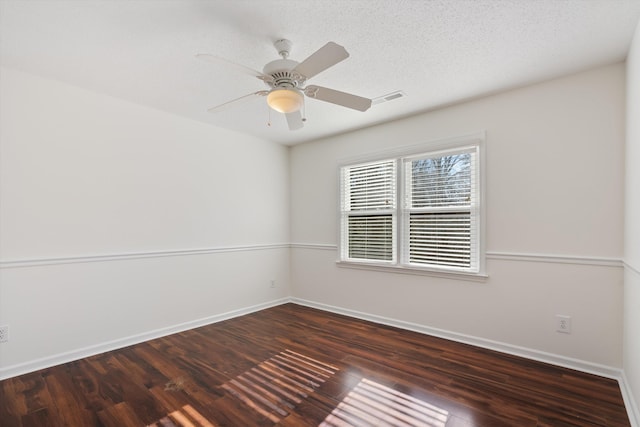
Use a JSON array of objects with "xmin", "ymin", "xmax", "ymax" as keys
[
  {"xmin": 195, "ymin": 54, "xmax": 272, "ymax": 82},
  {"xmin": 305, "ymin": 85, "xmax": 372, "ymax": 112},
  {"xmin": 285, "ymin": 110, "xmax": 304, "ymax": 130},
  {"xmin": 207, "ymin": 91, "xmax": 268, "ymax": 113},
  {"xmin": 293, "ymin": 42, "xmax": 349, "ymax": 79}
]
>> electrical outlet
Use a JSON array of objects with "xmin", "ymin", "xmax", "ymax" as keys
[
  {"xmin": 270, "ymin": 280, "xmax": 276, "ymax": 288},
  {"xmin": 556, "ymin": 315, "xmax": 571, "ymax": 334},
  {"xmin": 0, "ymin": 325, "xmax": 8, "ymax": 343}
]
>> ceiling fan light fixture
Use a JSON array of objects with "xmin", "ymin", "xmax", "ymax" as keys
[{"xmin": 267, "ymin": 88, "xmax": 303, "ymax": 113}]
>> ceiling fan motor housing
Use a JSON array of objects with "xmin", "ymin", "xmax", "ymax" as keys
[{"xmin": 263, "ymin": 59, "xmax": 305, "ymax": 89}]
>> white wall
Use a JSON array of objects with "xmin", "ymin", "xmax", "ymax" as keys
[
  {"xmin": 0, "ymin": 58, "xmax": 631, "ymax": 404},
  {"xmin": 624, "ymin": 19, "xmax": 640, "ymax": 424},
  {"xmin": 291, "ymin": 63, "xmax": 625, "ymax": 370},
  {"xmin": 0, "ymin": 67, "xmax": 290, "ymax": 378}
]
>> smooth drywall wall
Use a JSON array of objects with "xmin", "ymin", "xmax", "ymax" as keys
[
  {"xmin": 0, "ymin": 67, "xmax": 290, "ymax": 377},
  {"xmin": 290, "ymin": 63, "xmax": 625, "ymax": 369},
  {"xmin": 625, "ymin": 19, "xmax": 640, "ymax": 423}
]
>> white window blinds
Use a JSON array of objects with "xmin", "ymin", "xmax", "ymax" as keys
[
  {"xmin": 402, "ymin": 148, "xmax": 479, "ymax": 271},
  {"xmin": 341, "ymin": 160, "xmax": 396, "ymax": 262},
  {"xmin": 339, "ymin": 138, "xmax": 482, "ymax": 275}
]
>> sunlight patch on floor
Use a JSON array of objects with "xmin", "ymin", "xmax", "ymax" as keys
[
  {"xmin": 222, "ymin": 349, "xmax": 339, "ymax": 422},
  {"xmin": 320, "ymin": 378, "xmax": 449, "ymax": 427},
  {"xmin": 147, "ymin": 404, "xmax": 216, "ymax": 427}
]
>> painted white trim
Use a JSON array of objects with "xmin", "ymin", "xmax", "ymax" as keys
[
  {"xmin": 336, "ymin": 260, "xmax": 489, "ymax": 282},
  {"xmin": 624, "ymin": 261, "xmax": 640, "ymax": 276},
  {"xmin": 289, "ymin": 243, "xmax": 337, "ymax": 251},
  {"xmin": 620, "ymin": 371, "xmax": 640, "ymax": 427},
  {"xmin": 487, "ymin": 251, "xmax": 623, "ymax": 267},
  {"xmin": 290, "ymin": 297, "xmax": 623, "ymax": 380},
  {"xmin": 0, "ymin": 298, "xmax": 292, "ymax": 381},
  {"xmin": 0, "ymin": 243, "xmax": 290, "ymax": 269},
  {"xmin": 2, "ymin": 244, "xmax": 622, "ymax": 269},
  {"xmin": 290, "ymin": 244, "xmax": 624, "ymax": 268}
]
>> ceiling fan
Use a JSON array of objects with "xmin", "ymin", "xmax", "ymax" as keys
[{"xmin": 196, "ymin": 39, "xmax": 372, "ymax": 131}]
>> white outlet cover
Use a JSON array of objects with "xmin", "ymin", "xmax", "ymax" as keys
[
  {"xmin": 556, "ymin": 315, "xmax": 572, "ymax": 334},
  {"xmin": 0, "ymin": 325, "xmax": 8, "ymax": 342}
]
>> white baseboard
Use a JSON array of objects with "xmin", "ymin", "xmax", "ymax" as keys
[
  {"xmin": 291, "ymin": 298, "xmax": 622, "ymax": 380},
  {"xmin": 0, "ymin": 297, "xmax": 292, "ymax": 381},
  {"xmin": 620, "ymin": 371, "xmax": 640, "ymax": 427},
  {"xmin": 291, "ymin": 297, "xmax": 638, "ymax": 425},
  {"xmin": 290, "ymin": 298, "xmax": 623, "ymax": 378},
  {"xmin": 2, "ymin": 296, "xmax": 636, "ymax": 426}
]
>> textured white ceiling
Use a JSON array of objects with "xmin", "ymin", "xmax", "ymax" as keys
[{"xmin": 2, "ymin": 0, "xmax": 640, "ymax": 145}]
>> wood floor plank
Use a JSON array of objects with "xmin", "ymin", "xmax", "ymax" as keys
[
  {"xmin": 0, "ymin": 303, "xmax": 631, "ymax": 426},
  {"xmin": 147, "ymin": 384, "xmax": 238, "ymax": 427},
  {"xmin": 21, "ymin": 408, "xmax": 59, "ymax": 427},
  {"xmin": 43, "ymin": 368, "xmax": 100, "ymax": 426},
  {"xmin": 97, "ymin": 401, "xmax": 147, "ymax": 427},
  {"xmin": 0, "ymin": 376, "xmax": 29, "ymax": 426}
]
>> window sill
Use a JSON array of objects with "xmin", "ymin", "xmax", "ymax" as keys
[{"xmin": 335, "ymin": 261, "xmax": 488, "ymax": 282}]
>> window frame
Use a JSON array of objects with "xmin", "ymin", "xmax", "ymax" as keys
[
  {"xmin": 340, "ymin": 158, "xmax": 398, "ymax": 265},
  {"xmin": 337, "ymin": 133, "xmax": 487, "ymax": 280}
]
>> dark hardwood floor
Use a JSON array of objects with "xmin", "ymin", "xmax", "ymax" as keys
[{"xmin": 0, "ymin": 303, "xmax": 631, "ymax": 426}]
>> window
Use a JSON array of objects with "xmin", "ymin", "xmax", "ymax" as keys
[
  {"xmin": 339, "ymin": 136, "xmax": 484, "ymax": 276},
  {"xmin": 341, "ymin": 160, "xmax": 397, "ymax": 262}
]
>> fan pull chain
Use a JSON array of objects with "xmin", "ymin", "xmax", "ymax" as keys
[
  {"xmin": 302, "ymin": 97, "xmax": 307, "ymax": 123},
  {"xmin": 267, "ymin": 105, "xmax": 272, "ymax": 127}
]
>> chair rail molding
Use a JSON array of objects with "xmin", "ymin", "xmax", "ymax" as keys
[{"xmin": 0, "ymin": 243, "xmax": 290, "ymax": 269}]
